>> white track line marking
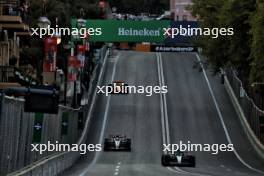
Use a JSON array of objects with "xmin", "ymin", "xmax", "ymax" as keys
[
  {"xmin": 176, "ymin": 167, "xmax": 212, "ymax": 176},
  {"xmin": 169, "ymin": 166, "xmax": 212, "ymax": 176},
  {"xmin": 77, "ymin": 49, "xmax": 109, "ymax": 145},
  {"xmin": 158, "ymin": 52, "xmax": 180, "ymax": 174},
  {"xmin": 114, "ymin": 161, "xmax": 121, "ymax": 175},
  {"xmin": 195, "ymin": 53, "xmax": 264, "ymax": 175},
  {"xmin": 157, "ymin": 53, "xmax": 167, "ymax": 146},
  {"xmin": 158, "ymin": 53, "xmax": 185, "ymax": 175},
  {"xmin": 159, "ymin": 53, "xmax": 171, "ymax": 145},
  {"xmin": 158, "ymin": 52, "xmax": 213, "ymax": 176},
  {"xmin": 167, "ymin": 166, "xmax": 184, "ymax": 174},
  {"xmin": 158, "ymin": 52, "xmax": 190, "ymax": 175},
  {"xmin": 79, "ymin": 53, "xmax": 120, "ymax": 176}
]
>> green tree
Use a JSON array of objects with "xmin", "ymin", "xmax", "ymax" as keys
[
  {"xmin": 220, "ymin": 0, "xmax": 256, "ymax": 78},
  {"xmin": 28, "ymin": 0, "xmax": 100, "ymax": 28},
  {"xmin": 249, "ymin": 0, "xmax": 264, "ymax": 84},
  {"xmin": 190, "ymin": 0, "xmax": 228, "ymax": 73},
  {"xmin": 108, "ymin": 0, "xmax": 169, "ymax": 14},
  {"xmin": 190, "ymin": 0, "xmax": 256, "ymax": 79}
]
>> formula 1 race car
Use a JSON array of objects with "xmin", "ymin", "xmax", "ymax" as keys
[
  {"xmin": 104, "ymin": 135, "xmax": 131, "ymax": 151},
  {"xmin": 108, "ymin": 81, "xmax": 129, "ymax": 94},
  {"xmin": 161, "ymin": 151, "xmax": 195, "ymax": 167}
]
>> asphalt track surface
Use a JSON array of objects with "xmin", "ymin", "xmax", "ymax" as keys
[{"xmin": 61, "ymin": 51, "xmax": 264, "ymax": 176}]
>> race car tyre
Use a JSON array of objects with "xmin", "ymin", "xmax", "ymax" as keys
[{"xmin": 161, "ymin": 155, "xmax": 168, "ymax": 166}]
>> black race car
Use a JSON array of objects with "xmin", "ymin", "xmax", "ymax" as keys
[
  {"xmin": 104, "ymin": 135, "xmax": 131, "ymax": 151},
  {"xmin": 108, "ymin": 81, "xmax": 129, "ymax": 94},
  {"xmin": 162, "ymin": 151, "xmax": 195, "ymax": 167}
]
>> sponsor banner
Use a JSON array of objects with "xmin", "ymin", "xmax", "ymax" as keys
[
  {"xmin": 67, "ymin": 56, "xmax": 78, "ymax": 81},
  {"xmin": 85, "ymin": 42, "xmax": 90, "ymax": 51},
  {"xmin": 77, "ymin": 45, "xmax": 85, "ymax": 67},
  {"xmin": 77, "ymin": 45, "xmax": 85, "ymax": 54},
  {"xmin": 71, "ymin": 19, "xmax": 169, "ymax": 42},
  {"xmin": 32, "ymin": 113, "xmax": 44, "ymax": 143},
  {"xmin": 71, "ymin": 19, "xmax": 198, "ymax": 45},
  {"xmin": 150, "ymin": 45, "xmax": 198, "ymax": 52},
  {"xmin": 43, "ymin": 37, "xmax": 57, "ymax": 72}
]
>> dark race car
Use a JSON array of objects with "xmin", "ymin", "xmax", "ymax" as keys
[
  {"xmin": 161, "ymin": 151, "xmax": 195, "ymax": 167},
  {"xmin": 108, "ymin": 81, "xmax": 129, "ymax": 94},
  {"xmin": 104, "ymin": 135, "xmax": 131, "ymax": 151}
]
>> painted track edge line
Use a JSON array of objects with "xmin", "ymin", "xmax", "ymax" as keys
[
  {"xmin": 195, "ymin": 53, "xmax": 264, "ymax": 175},
  {"xmin": 157, "ymin": 52, "xmax": 167, "ymax": 146},
  {"xmin": 223, "ymin": 72, "xmax": 264, "ymax": 160},
  {"xmin": 79, "ymin": 53, "xmax": 120, "ymax": 176},
  {"xmin": 159, "ymin": 52, "xmax": 213, "ymax": 176}
]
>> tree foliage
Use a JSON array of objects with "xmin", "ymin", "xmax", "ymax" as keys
[
  {"xmin": 190, "ymin": 0, "xmax": 264, "ymax": 83},
  {"xmin": 249, "ymin": 0, "xmax": 264, "ymax": 83},
  {"xmin": 108, "ymin": 0, "xmax": 169, "ymax": 14},
  {"xmin": 190, "ymin": 0, "xmax": 228, "ymax": 73},
  {"xmin": 28, "ymin": 0, "xmax": 100, "ymax": 28}
]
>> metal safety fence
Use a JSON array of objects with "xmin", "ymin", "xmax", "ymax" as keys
[
  {"xmin": 0, "ymin": 96, "xmax": 81, "ymax": 176},
  {"xmin": 225, "ymin": 69, "xmax": 264, "ymax": 144},
  {"xmin": 2, "ymin": 46, "xmax": 109, "ymax": 176}
]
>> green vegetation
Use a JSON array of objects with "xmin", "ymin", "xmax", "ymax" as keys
[
  {"xmin": 108, "ymin": 0, "xmax": 168, "ymax": 14},
  {"xmin": 28, "ymin": 0, "xmax": 100, "ymax": 28},
  {"xmin": 28, "ymin": 0, "xmax": 169, "ymax": 26},
  {"xmin": 25, "ymin": 0, "xmax": 101, "ymax": 81},
  {"xmin": 190, "ymin": 0, "xmax": 264, "ymax": 84},
  {"xmin": 249, "ymin": 0, "xmax": 264, "ymax": 84}
]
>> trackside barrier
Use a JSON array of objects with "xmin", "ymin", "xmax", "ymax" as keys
[
  {"xmin": 224, "ymin": 69, "xmax": 264, "ymax": 159},
  {"xmin": 0, "ymin": 95, "xmax": 80, "ymax": 176},
  {"xmin": 6, "ymin": 46, "xmax": 109, "ymax": 176}
]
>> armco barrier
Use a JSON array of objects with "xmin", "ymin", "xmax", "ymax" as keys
[
  {"xmin": 224, "ymin": 69, "xmax": 264, "ymax": 160},
  {"xmin": 6, "ymin": 46, "xmax": 109, "ymax": 176},
  {"xmin": 0, "ymin": 95, "xmax": 80, "ymax": 176}
]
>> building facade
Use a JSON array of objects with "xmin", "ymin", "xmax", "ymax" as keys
[
  {"xmin": 170, "ymin": 0, "xmax": 196, "ymax": 21},
  {"xmin": 0, "ymin": 0, "xmax": 34, "ymax": 85}
]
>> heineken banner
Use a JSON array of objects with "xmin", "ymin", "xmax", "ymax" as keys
[
  {"xmin": 71, "ymin": 19, "xmax": 198, "ymax": 44},
  {"xmin": 72, "ymin": 19, "xmax": 169, "ymax": 42}
]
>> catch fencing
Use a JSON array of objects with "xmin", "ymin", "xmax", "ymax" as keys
[
  {"xmin": 0, "ymin": 46, "xmax": 109, "ymax": 176},
  {"xmin": 225, "ymin": 69, "xmax": 264, "ymax": 144},
  {"xmin": 0, "ymin": 97, "xmax": 80, "ymax": 176}
]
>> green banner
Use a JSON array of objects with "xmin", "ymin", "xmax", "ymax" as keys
[
  {"xmin": 71, "ymin": 19, "xmax": 170, "ymax": 42},
  {"xmin": 32, "ymin": 113, "xmax": 44, "ymax": 143}
]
